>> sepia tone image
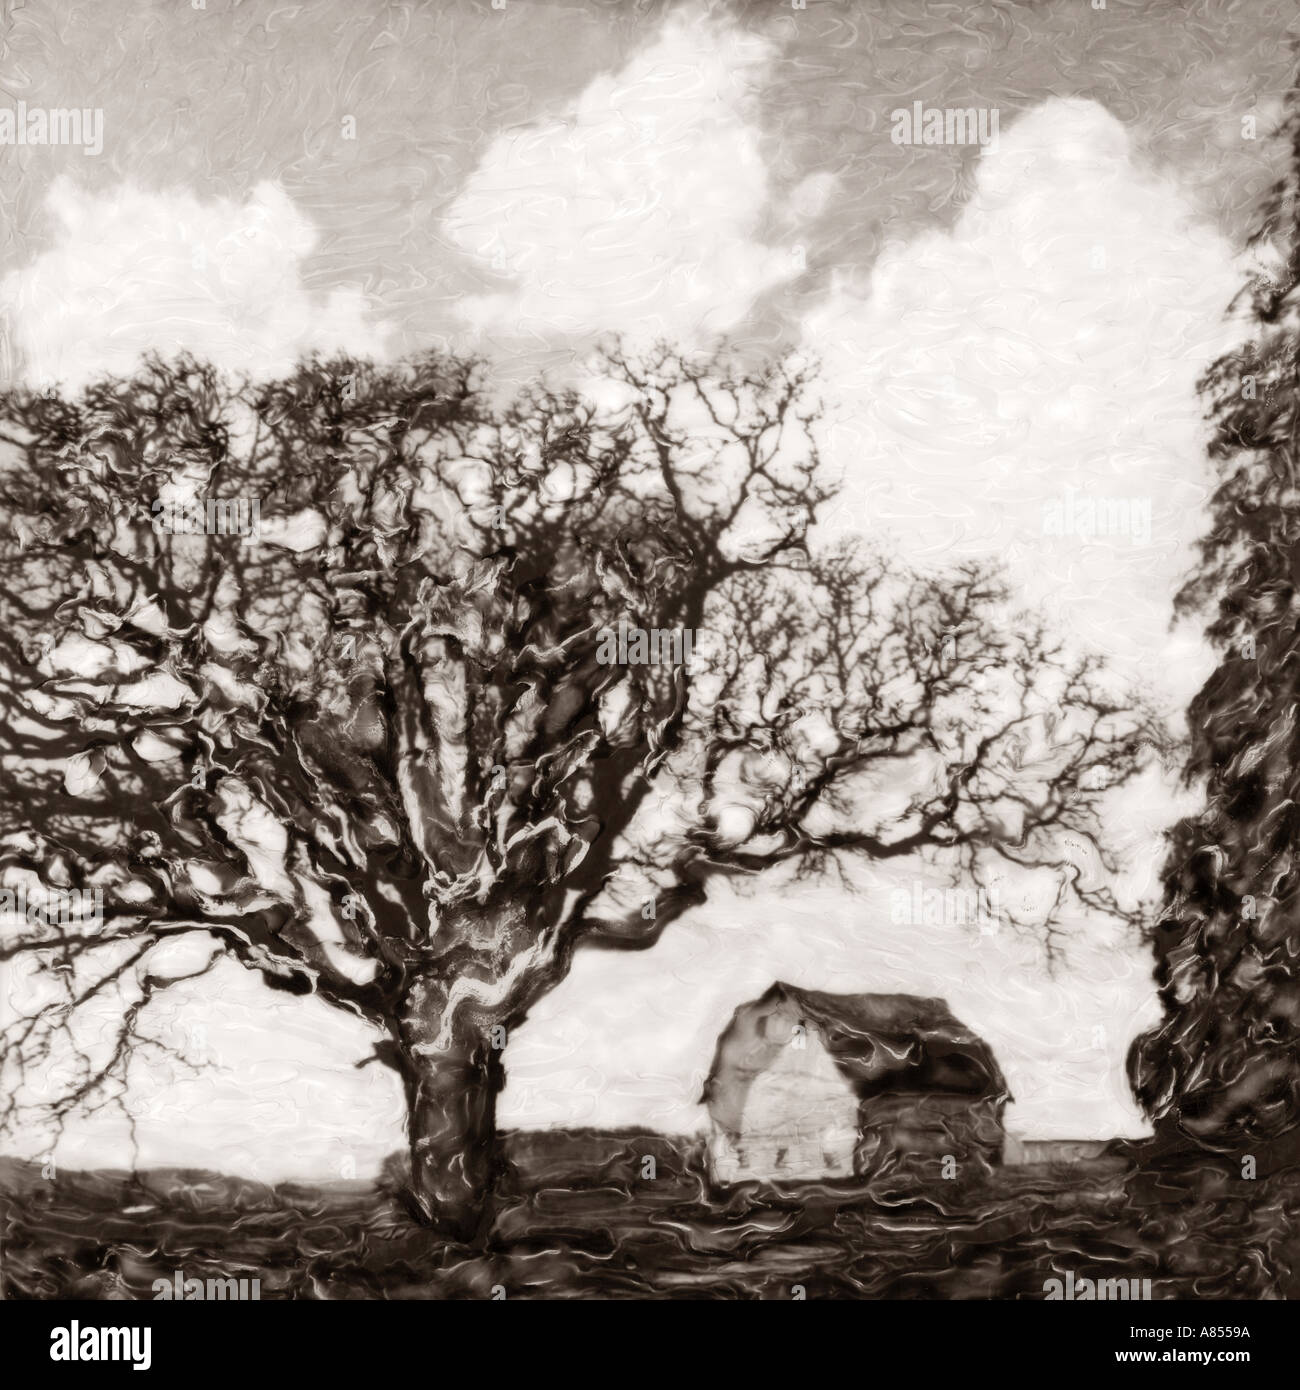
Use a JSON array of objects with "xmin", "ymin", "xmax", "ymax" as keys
[{"xmin": 0, "ymin": 0, "xmax": 1297, "ymax": 1326}]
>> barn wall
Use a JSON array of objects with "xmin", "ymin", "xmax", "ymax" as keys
[
  {"xmin": 705, "ymin": 989, "xmax": 1009, "ymax": 1187},
  {"xmin": 855, "ymin": 1092, "xmax": 1004, "ymax": 1178},
  {"xmin": 709, "ymin": 1028, "xmax": 858, "ymax": 1183},
  {"xmin": 1002, "ymin": 1137, "xmax": 1111, "ymax": 1165}
]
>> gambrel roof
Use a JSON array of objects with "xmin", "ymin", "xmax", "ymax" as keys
[{"xmin": 702, "ymin": 981, "xmax": 1010, "ymax": 1133}]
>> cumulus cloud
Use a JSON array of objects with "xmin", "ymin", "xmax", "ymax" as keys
[
  {"xmin": 2, "ymin": 178, "xmax": 388, "ymax": 391},
  {"xmin": 443, "ymin": 10, "xmax": 798, "ymax": 347},
  {"xmin": 500, "ymin": 99, "xmax": 1246, "ymax": 1142},
  {"xmin": 807, "ymin": 98, "xmax": 1243, "ymax": 703}
]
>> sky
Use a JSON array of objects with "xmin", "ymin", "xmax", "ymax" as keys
[{"xmin": 2, "ymin": 0, "xmax": 1298, "ymax": 1178}]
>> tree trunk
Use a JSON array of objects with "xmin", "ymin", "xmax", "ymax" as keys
[{"xmin": 395, "ymin": 979, "xmax": 506, "ymax": 1242}]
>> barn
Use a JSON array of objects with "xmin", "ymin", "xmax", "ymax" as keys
[{"xmin": 702, "ymin": 982, "xmax": 1010, "ymax": 1184}]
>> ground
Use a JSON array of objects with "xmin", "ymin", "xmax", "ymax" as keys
[{"xmin": 1, "ymin": 1131, "xmax": 1296, "ymax": 1300}]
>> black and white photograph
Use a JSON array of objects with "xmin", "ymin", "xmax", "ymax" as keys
[{"xmin": 0, "ymin": 0, "xmax": 1296, "ymax": 1356}]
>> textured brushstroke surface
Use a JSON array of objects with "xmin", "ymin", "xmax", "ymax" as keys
[{"xmin": 0, "ymin": 0, "xmax": 1298, "ymax": 1299}]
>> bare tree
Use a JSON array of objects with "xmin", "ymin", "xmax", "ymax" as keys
[{"xmin": 0, "ymin": 343, "xmax": 1160, "ymax": 1239}]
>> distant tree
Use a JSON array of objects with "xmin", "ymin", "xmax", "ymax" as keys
[
  {"xmin": 1129, "ymin": 93, "xmax": 1300, "ymax": 1158},
  {"xmin": 0, "ymin": 342, "xmax": 1158, "ymax": 1239}
]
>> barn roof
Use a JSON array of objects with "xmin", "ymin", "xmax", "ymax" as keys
[{"xmin": 701, "ymin": 981, "xmax": 1010, "ymax": 1132}]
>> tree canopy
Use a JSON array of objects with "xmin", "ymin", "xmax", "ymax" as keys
[{"xmin": 0, "ymin": 342, "xmax": 1161, "ymax": 1226}]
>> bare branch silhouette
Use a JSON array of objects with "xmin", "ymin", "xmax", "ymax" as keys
[{"xmin": 0, "ymin": 341, "xmax": 1161, "ymax": 1236}]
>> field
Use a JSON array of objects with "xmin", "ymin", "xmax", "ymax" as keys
[{"xmin": 2, "ymin": 1131, "xmax": 1298, "ymax": 1300}]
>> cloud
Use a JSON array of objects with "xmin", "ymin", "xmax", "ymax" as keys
[
  {"xmin": 443, "ymin": 10, "xmax": 798, "ymax": 348},
  {"xmin": 806, "ymin": 97, "xmax": 1243, "ymax": 705},
  {"xmin": 499, "ymin": 100, "xmax": 1245, "ymax": 1142},
  {"xmin": 2, "ymin": 178, "xmax": 388, "ymax": 391}
]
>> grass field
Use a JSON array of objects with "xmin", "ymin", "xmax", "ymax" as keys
[{"xmin": 2, "ymin": 1131, "xmax": 1297, "ymax": 1300}]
